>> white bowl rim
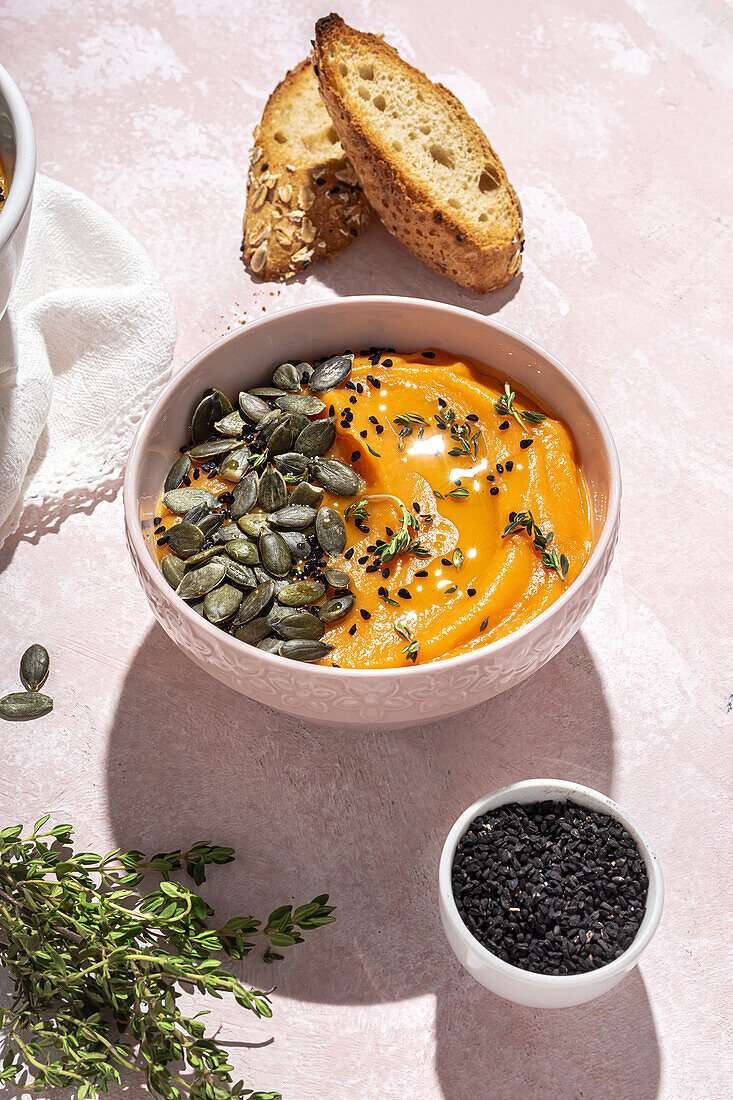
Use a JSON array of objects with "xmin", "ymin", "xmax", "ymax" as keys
[
  {"xmin": 124, "ymin": 295, "xmax": 622, "ymax": 681},
  {"xmin": 0, "ymin": 62, "xmax": 36, "ymax": 251},
  {"xmin": 438, "ymin": 778, "xmax": 664, "ymax": 986}
]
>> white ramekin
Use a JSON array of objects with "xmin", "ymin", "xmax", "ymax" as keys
[
  {"xmin": 124, "ymin": 296, "xmax": 621, "ymax": 729},
  {"xmin": 0, "ymin": 62, "xmax": 35, "ymax": 320},
  {"xmin": 439, "ymin": 779, "xmax": 664, "ymax": 1008}
]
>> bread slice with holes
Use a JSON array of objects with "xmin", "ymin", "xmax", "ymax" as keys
[
  {"xmin": 241, "ymin": 58, "xmax": 371, "ymax": 281},
  {"xmin": 313, "ymin": 15, "xmax": 523, "ymax": 294}
]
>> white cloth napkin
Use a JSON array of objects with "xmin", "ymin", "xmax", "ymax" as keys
[{"xmin": 0, "ymin": 174, "xmax": 177, "ymax": 546}]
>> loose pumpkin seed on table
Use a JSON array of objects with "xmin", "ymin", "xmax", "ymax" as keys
[{"xmin": 1, "ymin": 645, "xmax": 53, "ymax": 722}]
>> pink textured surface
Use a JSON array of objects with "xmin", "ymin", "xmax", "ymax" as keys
[{"xmin": 1, "ymin": 2, "xmax": 731, "ymax": 1097}]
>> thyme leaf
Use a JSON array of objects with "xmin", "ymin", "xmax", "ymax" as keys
[
  {"xmin": 501, "ymin": 510, "xmax": 569, "ymax": 579},
  {"xmin": 494, "ymin": 383, "xmax": 548, "ymax": 429}
]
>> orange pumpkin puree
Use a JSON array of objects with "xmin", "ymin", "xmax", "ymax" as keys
[{"xmin": 157, "ymin": 350, "xmax": 593, "ymax": 669}]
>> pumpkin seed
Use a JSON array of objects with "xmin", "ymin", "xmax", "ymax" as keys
[
  {"xmin": 273, "ymin": 452, "xmax": 309, "ymax": 478},
  {"xmin": 308, "ymin": 353, "xmax": 353, "ymax": 392},
  {"xmin": 260, "ymin": 530, "xmax": 292, "ymax": 577},
  {"xmin": 167, "ymin": 522, "xmax": 204, "ymax": 558},
  {"xmin": 215, "ymin": 410, "xmax": 245, "ymax": 437},
  {"xmin": 279, "ymin": 640, "xmax": 333, "ymax": 663},
  {"xmin": 192, "ymin": 389, "xmax": 233, "ymax": 444},
  {"xmin": 275, "ymin": 611, "xmax": 326, "ymax": 641},
  {"xmin": 184, "ymin": 546, "xmax": 224, "ymax": 567},
  {"xmin": 279, "ymin": 530, "xmax": 312, "ymax": 559},
  {"xmin": 258, "ymin": 409, "xmax": 284, "ymax": 443},
  {"xmin": 272, "ymin": 362, "xmax": 301, "ymax": 391},
  {"xmin": 204, "ymin": 583, "xmax": 242, "ymax": 624},
  {"xmin": 220, "ymin": 448, "xmax": 250, "ymax": 482},
  {"xmin": 254, "ymin": 568, "xmax": 290, "ymax": 594},
  {"xmin": 289, "ymin": 482, "xmax": 324, "ymax": 508},
  {"xmin": 190, "ymin": 438, "xmax": 243, "ymax": 460},
  {"xmin": 162, "ymin": 553, "xmax": 187, "ymax": 588},
  {"xmin": 198, "ymin": 513, "xmax": 225, "ymax": 540},
  {"xmin": 215, "ymin": 522, "xmax": 242, "ymax": 542},
  {"xmin": 266, "ymin": 604, "xmax": 290, "ymax": 627},
  {"xmin": 225, "ymin": 539, "xmax": 259, "ymax": 565},
  {"xmin": 275, "ymin": 393, "xmax": 326, "ymax": 416},
  {"xmin": 230, "ymin": 471, "xmax": 259, "ymax": 520},
  {"xmin": 295, "ymin": 417, "xmax": 336, "ymax": 457},
  {"xmin": 20, "ymin": 644, "xmax": 49, "ymax": 692},
  {"xmin": 258, "ymin": 465, "xmax": 288, "ymax": 512},
  {"xmin": 324, "ymin": 567, "xmax": 351, "ymax": 589},
  {"xmin": 316, "ymin": 507, "xmax": 346, "ymax": 556},
  {"xmin": 234, "ymin": 617, "xmax": 272, "ymax": 645},
  {"xmin": 319, "ymin": 592, "xmax": 355, "ymax": 622},
  {"xmin": 267, "ymin": 421, "xmax": 295, "ymax": 458},
  {"xmin": 164, "ymin": 454, "xmax": 191, "ymax": 493},
  {"xmin": 162, "ymin": 487, "xmax": 218, "ymax": 514},
  {"xmin": 224, "ymin": 560, "xmax": 258, "ymax": 588},
  {"xmin": 232, "ymin": 580, "xmax": 275, "ymax": 626},
  {"xmin": 185, "ymin": 504, "xmax": 212, "ymax": 529},
  {"xmin": 239, "ymin": 391, "xmax": 271, "ymax": 423},
  {"xmin": 282, "ymin": 412, "xmax": 311, "ymax": 437},
  {"xmin": 237, "ymin": 512, "xmax": 271, "ymax": 538},
  {"xmin": 277, "ymin": 580, "xmax": 326, "ymax": 606},
  {"xmin": 312, "ymin": 458, "xmax": 360, "ymax": 497},
  {"xmin": 249, "ymin": 386, "xmax": 286, "ymax": 398},
  {"xmin": 0, "ymin": 692, "xmax": 53, "ymax": 721},
  {"xmin": 190, "ymin": 600, "xmax": 206, "ymax": 617},
  {"xmin": 269, "ymin": 505, "xmax": 317, "ymax": 530},
  {"xmin": 176, "ymin": 558, "xmax": 226, "ymax": 600},
  {"xmin": 258, "ymin": 637, "xmax": 283, "ymax": 655},
  {"xmin": 297, "ymin": 362, "xmax": 314, "ymax": 383}
]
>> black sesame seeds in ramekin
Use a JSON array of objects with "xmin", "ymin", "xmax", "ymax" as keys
[{"xmin": 451, "ymin": 799, "xmax": 649, "ymax": 976}]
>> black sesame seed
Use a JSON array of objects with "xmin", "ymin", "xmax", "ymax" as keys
[
  {"xmin": 365, "ymin": 564, "xmax": 380, "ymax": 573},
  {"xmin": 192, "ymin": 468, "xmax": 201, "ymax": 480},
  {"xmin": 506, "ymin": 460, "xmax": 514, "ymax": 471},
  {"xmin": 415, "ymin": 569, "xmax": 428, "ymax": 577},
  {"xmin": 356, "ymin": 383, "xmax": 364, "ymax": 393},
  {"xmin": 487, "ymin": 474, "xmax": 495, "ymax": 482},
  {"xmin": 382, "ymin": 358, "xmax": 393, "ymax": 367},
  {"xmin": 441, "ymin": 558, "xmax": 452, "ymax": 567},
  {"xmin": 413, "ymin": 502, "xmax": 420, "ymax": 513},
  {"xmin": 490, "ymin": 486, "xmax": 499, "ymax": 496},
  {"xmin": 451, "ymin": 800, "xmax": 648, "ymax": 977},
  {"xmin": 349, "ymin": 624, "xmax": 357, "ymax": 635},
  {"xmin": 154, "ymin": 525, "xmax": 166, "ymax": 536},
  {"xmin": 350, "ymin": 395, "xmax": 357, "ymax": 404},
  {"xmin": 422, "ymin": 351, "xmax": 436, "ymax": 359},
  {"xmin": 368, "ymin": 415, "xmax": 378, "ymax": 424},
  {"xmin": 360, "ymin": 429, "xmax": 368, "ymax": 439},
  {"xmin": 467, "ymin": 414, "xmax": 479, "ymax": 422},
  {"xmin": 375, "ymin": 425, "xmax": 384, "ymax": 434},
  {"xmin": 328, "ymin": 404, "xmax": 335, "ymax": 418},
  {"xmin": 520, "ymin": 439, "xmax": 533, "ymax": 449},
  {"xmin": 156, "ymin": 536, "xmax": 169, "ymax": 546},
  {"xmin": 435, "ymin": 212, "xmax": 443, "ymax": 222},
  {"xmin": 397, "ymin": 588, "xmax": 411, "ymax": 600},
  {"xmin": 358, "ymin": 555, "xmax": 369, "ymax": 565},
  {"xmin": 496, "ymin": 462, "xmax": 504, "ymax": 474},
  {"xmin": 154, "ymin": 516, "xmax": 162, "ymax": 525},
  {"xmin": 352, "ymin": 451, "xmax": 361, "ymax": 462},
  {"xmin": 360, "ymin": 609, "xmax": 371, "ymax": 620},
  {"xmin": 344, "ymin": 547, "xmax": 355, "ymax": 560},
  {"xmin": 509, "ymin": 511, "xmax": 517, "ymax": 522},
  {"xmin": 499, "ymin": 421, "xmax": 510, "ymax": 431},
  {"xmin": 385, "ymin": 527, "xmax": 394, "ymax": 538},
  {"xmin": 345, "ymin": 380, "xmax": 356, "ymax": 390},
  {"xmin": 467, "ymin": 587, "xmax": 476, "ymax": 596}
]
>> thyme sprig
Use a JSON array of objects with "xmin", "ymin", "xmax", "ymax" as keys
[
  {"xmin": 395, "ymin": 622, "xmax": 420, "ymax": 662},
  {"xmin": 0, "ymin": 819, "xmax": 334, "ymax": 1099},
  {"xmin": 394, "ymin": 412, "xmax": 429, "ymax": 452},
  {"xmin": 494, "ymin": 383, "xmax": 548, "ymax": 429},
  {"xmin": 345, "ymin": 495, "xmax": 431, "ymax": 564},
  {"xmin": 501, "ymin": 510, "xmax": 569, "ymax": 579}
]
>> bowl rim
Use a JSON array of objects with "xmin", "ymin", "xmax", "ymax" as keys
[
  {"xmin": 438, "ymin": 778, "xmax": 664, "ymax": 987},
  {"xmin": 124, "ymin": 295, "xmax": 622, "ymax": 680},
  {"xmin": 0, "ymin": 61, "xmax": 36, "ymax": 252}
]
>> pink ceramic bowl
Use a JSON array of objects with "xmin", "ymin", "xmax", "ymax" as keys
[{"xmin": 123, "ymin": 296, "xmax": 621, "ymax": 729}]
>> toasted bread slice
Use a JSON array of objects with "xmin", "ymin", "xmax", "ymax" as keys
[
  {"xmin": 241, "ymin": 58, "xmax": 371, "ymax": 281},
  {"xmin": 313, "ymin": 15, "xmax": 523, "ymax": 293}
]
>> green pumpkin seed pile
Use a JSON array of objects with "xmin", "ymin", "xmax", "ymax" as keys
[
  {"xmin": 0, "ymin": 645, "xmax": 53, "ymax": 721},
  {"xmin": 153, "ymin": 355, "xmax": 361, "ymax": 663}
]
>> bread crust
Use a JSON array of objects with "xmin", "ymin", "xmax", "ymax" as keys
[
  {"xmin": 242, "ymin": 59, "xmax": 371, "ymax": 282},
  {"xmin": 313, "ymin": 15, "xmax": 523, "ymax": 294}
]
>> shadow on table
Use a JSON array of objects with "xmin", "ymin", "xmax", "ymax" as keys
[
  {"xmin": 309, "ymin": 218, "xmax": 524, "ymax": 315},
  {"xmin": 104, "ymin": 623, "xmax": 660, "ymax": 1098}
]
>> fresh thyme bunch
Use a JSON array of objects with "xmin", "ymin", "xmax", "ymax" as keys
[{"xmin": 0, "ymin": 818, "xmax": 334, "ymax": 1099}]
